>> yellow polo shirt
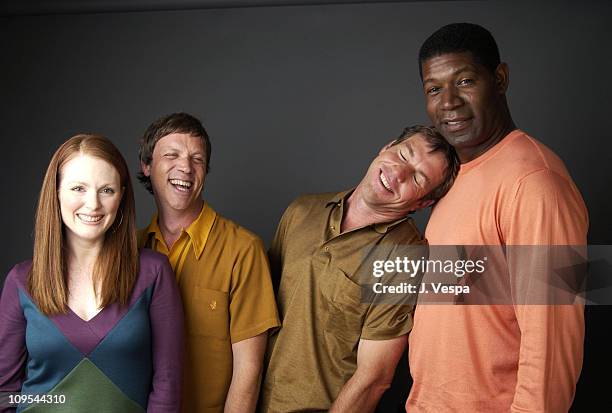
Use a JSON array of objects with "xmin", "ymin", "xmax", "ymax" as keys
[{"xmin": 139, "ymin": 203, "xmax": 280, "ymax": 413}]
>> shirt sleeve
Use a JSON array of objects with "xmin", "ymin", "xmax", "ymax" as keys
[
  {"xmin": 229, "ymin": 237, "xmax": 281, "ymax": 344},
  {"xmin": 0, "ymin": 266, "xmax": 28, "ymax": 413},
  {"xmin": 505, "ymin": 169, "xmax": 588, "ymax": 413},
  {"xmin": 147, "ymin": 256, "xmax": 184, "ymax": 413},
  {"xmin": 361, "ymin": 236, "xmax": 427, "ymax": 341}
]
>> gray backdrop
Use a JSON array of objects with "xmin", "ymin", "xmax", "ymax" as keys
[{"xmin": 1, "ymin": 0, "xmax": 610, "ymax": 411}]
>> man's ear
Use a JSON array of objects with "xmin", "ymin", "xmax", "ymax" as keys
[
  {"xmin": 141, "ymin": 161, "xmax": 151, "ymax": 177},
  {"xmin": 494, "ymin": 62, "xmax": 510, "ymax": 94}
]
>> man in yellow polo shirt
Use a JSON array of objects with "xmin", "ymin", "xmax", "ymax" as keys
[{"xmin": 137, "ymin": 112, "xmax": 280, "ymax": 413}]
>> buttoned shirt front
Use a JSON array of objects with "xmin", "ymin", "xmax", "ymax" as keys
[{"xmin": 139, "ymin": 203, "xmax": 280, "ymax": 413}]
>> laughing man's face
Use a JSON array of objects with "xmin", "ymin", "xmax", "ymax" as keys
[
  {"xmin": 361, "ymin": 134, "xmax": 448, "ymax": 214},
  {"xmin": 142, "ymin": 132, "xmax": 207, "ymax": 215}
]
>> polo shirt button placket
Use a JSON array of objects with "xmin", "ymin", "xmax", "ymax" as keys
[{"xmin": 323, "ymin": 246, "xmax": 332, "ymax": 263}]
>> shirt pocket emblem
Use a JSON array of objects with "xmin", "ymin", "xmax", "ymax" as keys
[{"xmin": 184, "ymin": 288, "xmax": 229, "ymax": 339}]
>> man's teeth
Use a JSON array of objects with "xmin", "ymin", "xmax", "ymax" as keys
[
  {"xmin": 380, "ymin": 172, "xmax": 392, "ymax": 191},
  {"xmin": 169, "ymin": 179, "xmax": 192, "ymax": 189},
  {"xmin": 78, "ymin": 214, "xmax": 103, "ymax": 223}
]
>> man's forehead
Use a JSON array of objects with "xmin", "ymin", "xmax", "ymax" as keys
[
  {"xmin": 155, "ymin": 132, "xmax": 204, "ymax": 151},
  {"xmin": 421, "ymin": 51, "xmax": 481, "ymax": 78}
]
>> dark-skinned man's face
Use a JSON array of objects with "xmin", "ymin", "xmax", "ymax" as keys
[{"xmin": 421, "ymin": 51, "xmax": 508, "ymax": 162}]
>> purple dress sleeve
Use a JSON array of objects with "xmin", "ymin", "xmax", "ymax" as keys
[
  {"xmin": 0, "ymin": 265, "xmax": 28, "ymax": 413},
  {"xmin": 146, "ymin": 255, "xmax": 185, "ymax": 413}
]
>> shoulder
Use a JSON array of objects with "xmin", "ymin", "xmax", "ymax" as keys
[
  {"xmin": 473, "ymin": 131, "xmax": 580, "ymax": 203},
  {"xmin": 214, "ymin": 214, "xmax": 263, "ymax": 246},
  {"xmin": 210, "ymin": 214, "xmax": 267, "ymax": 261},
  {"xmin": 3, "ymin": 260, "xmax": 32, "ymax": 290},
  {"xmin": 288, "ymin": 192, "xmax": 338, "ymax": 213},
  {"xmin": 137, "ymin": 249, "xmax": 174, "ymax": 285},
  {"xmin": 278, "ymin": 192, "xmax": 340, "ymax": 228},
  {"xmin": 386, "ymin": 217, "xmax": 426, "ymax": 245},
  {"xmin": 504, "ymin": 133, "xmax": 581, "ymax": 198},
  {"xmin": 499, "ymin": 131, "xmax": 572, "ymax": 179},
  {"xmin": 139, "ymin": 248, "xmax": 170, "ymax": 268},
  {"xmin": 1, "ymin": 261, "xmax": 32, "ymax": 309}
]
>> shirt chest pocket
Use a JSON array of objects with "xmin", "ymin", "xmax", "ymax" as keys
[
  {"xmin": 319, "ymin": 268, "xmax": 366, "ymax": 342},
  {"xmin": 184, "ymin": 288, "xmax": 230, "ymax": 339}
]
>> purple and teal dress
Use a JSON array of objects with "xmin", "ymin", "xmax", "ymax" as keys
[{"xmin": 0, "ymin": 249, "xmax": 184, "ymax": 413}]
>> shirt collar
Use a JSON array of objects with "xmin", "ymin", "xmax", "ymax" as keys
[
  {"xmin": 325, "ymin": 189, "xmax": 354, "ymax": 208},
  {"xmin": 186, "ymin": 203, "xmax": 216, "ymax": 259},
  {"xmin": 143, "ymin": 203, "xmax": 217, "ymax": 260},
  {"xmin": 325, "ymin": 189, "xmax": 410, "ymax": 234},
  {"xmin": 372, "ymin": 217, "xmax": 408, "ymax": 234}
]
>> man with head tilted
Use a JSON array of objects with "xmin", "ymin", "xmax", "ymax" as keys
[
  {"xmin": 406, "ymin": 23, "xmax": 588, "ymax": 412},
  {"xmin": 260, "ymin": 126, "xmax": 459, "ymax": 413},
  {"xmin": 137, "ymin": 113, "xmax": 280, "ymax": 413}
]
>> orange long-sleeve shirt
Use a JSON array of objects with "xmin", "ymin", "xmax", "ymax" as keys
[{"xmin": 407, "ymin": 130, "xmax": 588, "ymax": 412}]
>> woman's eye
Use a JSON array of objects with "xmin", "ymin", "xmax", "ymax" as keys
[
  {"xmin": 71, "ymin": 186, "xmax": 85, "ymax": 192},
  {"xmin": 101, "ymin": 187, "xmax": 115, "ymax": 194}
]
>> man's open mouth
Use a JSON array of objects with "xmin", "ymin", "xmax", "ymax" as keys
[
  {"xmin": 169, "ymin": 179, "xmax": 193, "ymax": 192},
  {"xmin": 380, "ymin": 172, "xmax": 393, "ymax": 192}
]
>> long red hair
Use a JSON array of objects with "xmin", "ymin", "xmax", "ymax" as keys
[{"xmin": 28, "ymin": 134, "xmax": 139, "ymax": 315}]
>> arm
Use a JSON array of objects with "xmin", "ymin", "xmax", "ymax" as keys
[
  {"xmin": 224, "ymin": 332, "xmax": 267, "ymax": 413},
  {"xmin": 0, "ymin": 266, "xmax": 28, "ymax": 413},
  {"xmin": 506, "ymin": 170, "xmax": 588, "ymax": 412},
  {"xmin": 226, "ymin": 236, "xmax": 279, "ymax": 411},
  {"xmin": 330, "ymin": 336, "xmax": 406, "ymax": 413},
  {"xmin": 147, "ymin": 256, "xmax": 185, "ymax": 413}
]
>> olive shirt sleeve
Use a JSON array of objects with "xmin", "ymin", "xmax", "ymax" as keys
[
  {"xmin": 229, "ymin": 237, "xmax": 280, "ymax": 344},
  {"xmin": 0, "ymin": 265, "xmax": 28, "ymax": 413},
  {"xmin": 360, "ymin": 235, "xmax": 426, "ymax": 341}
]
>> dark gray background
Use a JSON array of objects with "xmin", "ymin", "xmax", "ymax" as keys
[{"xmin": 1, "ymin": 0, "xmax": 610, "ymax": 411}]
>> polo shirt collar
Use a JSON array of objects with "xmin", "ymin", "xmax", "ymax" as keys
[
  {"xmin": 325, "ymin": 189, "xmax": 353, "ymax": 209},
  {"xmin": 185, "ymin": 203, "xmax": 216, "ymax": 259},
  {"xmin": 373, "ymin": 217, "xmax": 408, "ymax": 234},
  {"xmin": 142, "ymin": 203, "xmax": 217, "ymax": 260},
  {"xmin": 325, "ymin": 189, "xmax": 410, "ymax": 234}
]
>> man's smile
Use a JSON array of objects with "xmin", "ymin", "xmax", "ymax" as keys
[{"xmin": 169, "ymin": 178, "xmax": 193, "ymax": 192}]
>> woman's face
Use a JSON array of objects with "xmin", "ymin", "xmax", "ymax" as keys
[{"xmin": 58, "ymin": 154, "xmax": 123, "ymax": 247}]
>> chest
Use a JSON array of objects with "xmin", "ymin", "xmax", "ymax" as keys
[
  {"xmin": 427, "ymin": 174, "xmax": 514, "ymax": 245},
  {"xmin": 21, "ymin": 287, "xmax": 153, "ymax": 365},
  {"xmin": 67, "ymin": 275, "xmax": 102, "ymax": 322}
]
